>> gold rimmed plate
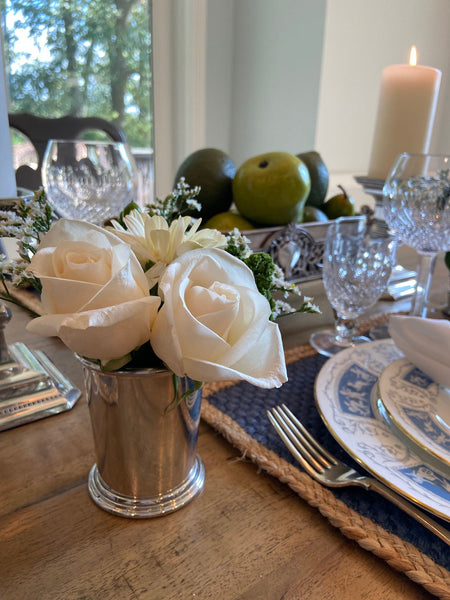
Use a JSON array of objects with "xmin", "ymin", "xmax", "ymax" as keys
[
  {"xmin": 314, "ymin": 339, "xmax": 450, "ymax": 521},
  {"xmin": 376, "ymin": 359, "xmax": 450, "ymax": 469}
]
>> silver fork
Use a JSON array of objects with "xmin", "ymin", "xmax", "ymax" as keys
[{"xmin": 267, "ymin": 404, "xmax": 450, "ymax": 545}]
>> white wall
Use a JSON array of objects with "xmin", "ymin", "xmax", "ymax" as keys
[
  {"xmin": 315, "ymin": 0, "xmax": 450, "ymax": 176},
  {"xmin": 204, "ymin": 0, "xmax": 235, "ymax": 155},
  {"xmin": 206, "ymin": 0, "xmax": 450, "ymax": 175},
  {"xmin": 205, "ymin": 0, "xmax": 326, "ymax": 168},
  {"xmin": 153, "ymin": 0, "xmax": 450, "ymax": 198}
]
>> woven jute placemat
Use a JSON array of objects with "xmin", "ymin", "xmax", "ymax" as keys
[{"xmin": 201, "ymin": 314, "xmax": 450, "ymax": 599}]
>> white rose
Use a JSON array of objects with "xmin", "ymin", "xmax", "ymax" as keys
[
  {"xmin": 151, "ymin": 248, "xmax": 287, "ymax": 388},
  {"xmin": 26, "ymin": 219, "xmax": 160, "ymax": 363}
]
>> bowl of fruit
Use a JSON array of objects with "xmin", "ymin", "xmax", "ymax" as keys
[{"xmin": 173, "ymin": 148, "xmax": 356, "ymax": 282}]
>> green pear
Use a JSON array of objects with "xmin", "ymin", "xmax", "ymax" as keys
[{"xmin": 322, "ymin": 185, "xmax": 355, "ymax": 219}]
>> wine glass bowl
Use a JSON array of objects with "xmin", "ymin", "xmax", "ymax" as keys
[
  {"xmin": 383, "ymin": 153, "xmax": 450, "ymax": 317},
  {"xmin": 42, "ymin": 140, "xmax": 138, "ymax": 225},
  {"xmin": 310, "ymin": 216, "xmax": 396, "ymax": 357}
]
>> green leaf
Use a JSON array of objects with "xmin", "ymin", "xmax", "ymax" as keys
[{"xmin": 165, "ymin": 376, "xmax": 203, "ymax": 414}]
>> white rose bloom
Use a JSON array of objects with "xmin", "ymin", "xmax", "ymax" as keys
[
  {"xmin": 26, "ymin": 219, "xmax": 160, "ymax": 363},
  {"xmin": 109, "ymin": 211, "xmax": 227, "ymax": 287},
  {"xmin": 151, "ymin": 248, "xmax": 287, "ymax": 388}
]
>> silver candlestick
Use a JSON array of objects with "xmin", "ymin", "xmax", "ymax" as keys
[
  {"xmin": 354, "ymin": 175, "xmax": 386, "ymax": 220},
  {"xmin": 0, "ymin": 303, "xmax": 12, "ymax": 364}
]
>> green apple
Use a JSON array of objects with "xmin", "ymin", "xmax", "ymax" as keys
[{"xmin": 232, "ymin": 152, "xmax": 311, "ymax": 226}]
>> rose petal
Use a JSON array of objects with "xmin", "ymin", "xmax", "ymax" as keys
[
  {"xmin": 26, "ymin": 247, "xmax": 56, "ymax": 278},
  {"xmin": 82, "ymin": 245, "xmax": 149, "ymax": 310},
  {"xmin": 178, "ymin": 320, "xmax": 287, "ymax": 388},
  {"xmin": 39, "ymin": 276, "xmax": 102, "ymax": 314},
  {"xmin": 153, "ymin": 277, "xmax": 231, "ymax": 365},
  {"xmin": 27, "ymin": 296, "xmax": 161, "ymax": 361},
  {"xmin": 38, "ymin": 218, "xmax": 124, "ymax": 250},
  {"xmin": 35, "ymin": 243, "xmax": 148, "ymax": 314},
  {"xmin": 52, "ymin": 242, "xmax": 111, "ymax": 284},
  {"xmin": 185, "ymin": 283, "xmax": 239, "ymax": 338}
]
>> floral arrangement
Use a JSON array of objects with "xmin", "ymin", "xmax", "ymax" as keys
[{"xmin": 0, "ymin": 183, "xmax": 318, "ymax": 391}]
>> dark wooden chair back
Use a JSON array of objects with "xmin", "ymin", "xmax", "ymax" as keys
[{"xmin": 9, "ymin": 113, "xmax": 127, "ymax": 191}]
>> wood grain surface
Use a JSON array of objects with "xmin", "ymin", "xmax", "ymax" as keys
[{"xmin": 0, "ymin": 248, "xmax": 447, "ymax": 600}]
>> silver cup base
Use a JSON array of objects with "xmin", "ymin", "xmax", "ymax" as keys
[{"xmin": 88, "ymin": 456, "xmax": 205, "ymax": 518}]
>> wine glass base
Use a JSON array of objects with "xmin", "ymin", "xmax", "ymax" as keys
[{"xmin": 310, "ymin": 328, "xmax": 371, "ymax": 357}]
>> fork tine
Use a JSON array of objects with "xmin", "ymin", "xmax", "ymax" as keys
[
  {"xmin": 272, "ymin": 405, "xmax": 330, "ymax": 470},
  {"xmin": 279, "ymin": 404, "xmax": 337, "ymax": 466},
  {"xmin": 267, "ymin": 409, "xmax": 321, "ymax": 478}
]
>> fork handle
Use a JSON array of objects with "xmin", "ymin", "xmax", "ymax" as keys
[{"xmin": 364, "ymin": 477, "xmax": 449, "ymax": 545}]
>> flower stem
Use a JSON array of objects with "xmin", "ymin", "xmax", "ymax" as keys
[{"xmin": 0, "ymin": 294, "xmax": 40, "ymax": 318}]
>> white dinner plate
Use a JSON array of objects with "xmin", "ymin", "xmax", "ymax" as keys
[
  {"xmin": 377, "ymin": 358, "xmax": 450, "ymax": 468},
  {"xmin": 315, "ymin": 339, "xmax": 450, "ymax": 521}
]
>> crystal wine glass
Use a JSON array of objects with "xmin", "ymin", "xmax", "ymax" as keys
[
  {"xmin": 310, "ymin": 216, "xmax": 396, "ymax": 357},
  {"xmin": 42, "ymin": 139, "xmax": 138, "ymax": 225},
  {"xmin": 383, "ymin": 153, "xmax": 450, "ymax": 317}
]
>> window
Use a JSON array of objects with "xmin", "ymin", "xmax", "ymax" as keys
[{"xmin": 1, "ymin": 0, "xmax": 154, "ymax": 202}]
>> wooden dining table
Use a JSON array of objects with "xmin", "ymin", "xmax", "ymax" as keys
[{"xmin": 0, "ymin": 246, "xmax": 448, "ymax": 600}]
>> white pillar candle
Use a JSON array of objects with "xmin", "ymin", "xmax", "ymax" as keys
[
  {"xmin": 368, "ymin": 47, "xmax": 441, "ymax": 180},
  {"xmin": 0, "ymin": 43, "xmax": 16, "ymax": 199}
]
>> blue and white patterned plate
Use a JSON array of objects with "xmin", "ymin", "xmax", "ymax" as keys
[
  {"xmin": 315, "ymin": 339, "xmax": 450, "ymax": 521},
  {"xmin": 377, "ymin": 358, "xmax": 450, "ymax": 469}
]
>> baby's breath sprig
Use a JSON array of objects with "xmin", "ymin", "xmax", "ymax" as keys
[
  {"xmin": 0, "ymin": 189, "xmax": 55, "ymax": 313},
  {"xmin": 270, "ymin": 263, "xmax": 320, "ymax": 318},
  {"xmin": 145, "ymin": 178, "xmax": 202, "ymax": 225},
  {"xmin": 224, "ymin": 228, "xmax": 252, "ymax": 260},
  {"xmin": 0, "ymin": 188, "xmax": 54, "ymax": 262},
  {"xmin": 225, "ymin": 228, "xmax": 320, "ymax": 320}
]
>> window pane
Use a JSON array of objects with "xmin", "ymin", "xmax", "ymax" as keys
[{"xmin": 1, "ymin": 0, "xmax": 154, "ymax": 202}]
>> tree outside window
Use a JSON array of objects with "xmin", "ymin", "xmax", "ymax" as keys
[{"xmin": 1, "ymin": 0, "xmax": 153, "ymax": 201}]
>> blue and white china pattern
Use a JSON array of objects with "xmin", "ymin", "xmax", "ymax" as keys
[
  {"xmin": 377, "ymin": 358, "xmax": 450, "ymax": 468},
  {"xmin": 315, "ymin": 339, "xmax": 450, "ymax": 521}
]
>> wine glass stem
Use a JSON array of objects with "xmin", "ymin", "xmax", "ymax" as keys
[
  {"xmin": 335, "ymin": 315, "xmax": 358, "ymax": 345},
  {"xmin": 411, "ymin": 253, "xmax": 437, "ymax": 317}
]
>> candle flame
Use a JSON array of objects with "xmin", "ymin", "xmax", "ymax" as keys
[{"xmin": 409, "ymin": 46, "xmax": 417, "ymax": 66}]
